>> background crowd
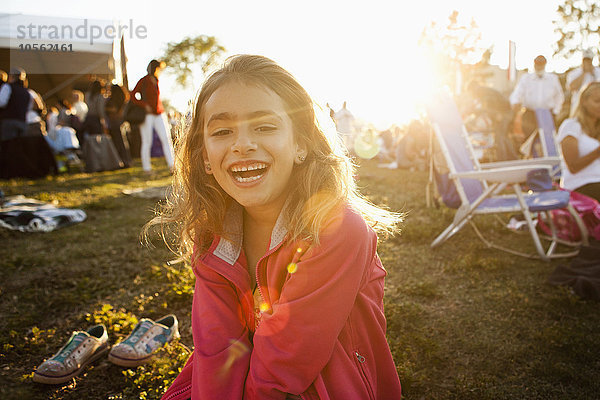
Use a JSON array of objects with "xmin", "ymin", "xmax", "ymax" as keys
[
  {"xmin": 334, "ymin": 49, "xmax": 600, "ymax": 201},
  {"xmin": 0, "ymin": 60, "xmax": 178, "ymax": 180},
  {"xmin": 1, "ymin": 49, "xmax": 600, "ymax": 212}
]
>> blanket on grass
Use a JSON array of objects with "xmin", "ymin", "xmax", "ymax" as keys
[
  {"xmin": 0, "ymin": 196, "xmax": 86, "ymax": 232},
  {"xmin": 548, "ymin": 240, "xmax": 600, "ymax": 301}
]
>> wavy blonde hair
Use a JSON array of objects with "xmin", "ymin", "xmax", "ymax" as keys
[
  {"xmin": 147, "ymin": 55, "xmax": 402, "ymax": 260},
  {"xmin": 572, "ymin": 81, "xmax": 600, "ymax": 139}
]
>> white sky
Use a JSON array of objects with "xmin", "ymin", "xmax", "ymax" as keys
[{"xmin": 6, "ymin": 0, "xmax": 581, "ymax": 128}]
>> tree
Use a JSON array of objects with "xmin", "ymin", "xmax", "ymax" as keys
[
  {"xmin": 419, "ymin": 11, "xmax": 491, "ymax": 92},
  {"xmin": 553, "ymin": 0, "xmax": 600, "ymax": 61},
  {"xmin": 161, "ymin": 35, "xmax": 225, "ymax": 88}
]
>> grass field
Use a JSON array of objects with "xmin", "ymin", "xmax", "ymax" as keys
[{"xmin": 1, "ymin": 159, "xmax": 599, "ymax": 399}]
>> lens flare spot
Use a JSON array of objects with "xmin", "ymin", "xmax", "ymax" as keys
[
  {"xmin": 354, "ymin": 128, "xmax": 380, "ymax": 159},
  {"xmin": 296, "ymin": 247, "xmax": 302, "ymax": 253},
  {"xmin": 218, "ymin": 339, "xmax": 250, "ymax": 378},
  {"xmin": 287, "ymin": 262, "xmax": 298, "ymax": 274},
  {"xmin": 259, "ymin": 302, "xmax": 270, "ymax": 313}
]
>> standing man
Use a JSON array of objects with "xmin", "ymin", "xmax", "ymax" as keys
[
  {"xmin": 131, "ymin": 59, "xmax": 175, "ymax": 174},
  {"xmin": 566, "ymin": 49, "xmax": 600, "ymax": 115},
  {"xmin": 510, "ymin": 55, "xmax": 564, "ymax": 118},
  {"xmin": 0, "ymin": 67, "xmax": 31, "ymax": 141}
]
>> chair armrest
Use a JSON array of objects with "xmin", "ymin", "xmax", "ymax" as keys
[
  {"xmin": 451, "ymin": 164, "xmax": 553, "ymax": 184},
  {"xmin": 480, "ymin": 157, "xmax": 561, "ymax": 169}
]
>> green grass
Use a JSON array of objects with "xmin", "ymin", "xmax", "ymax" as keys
[{"xmin": 1, "ymin": 159, "xmax": 599, "ymax": 399}]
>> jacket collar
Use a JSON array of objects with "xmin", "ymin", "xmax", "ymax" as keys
[{"xmin": 213, "ymin": 200, "xmax": 289, "ymax": 266}]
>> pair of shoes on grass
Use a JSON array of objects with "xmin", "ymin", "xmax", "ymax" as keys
[{"xmin": 33, "ymin": 315, "xmax": 179, "ymax": 385}]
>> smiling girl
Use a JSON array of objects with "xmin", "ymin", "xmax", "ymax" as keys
[{"xmin": 155, "ymin": 55, "xmax": 402, "ymax": 400}]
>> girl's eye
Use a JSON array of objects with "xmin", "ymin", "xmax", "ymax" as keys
[
  {"xmin": 211, "ymin": 129, "xmax": 232, "ymax": 137},
  {"xmin": 256, "ymin": 125, "xmax": 277, "ymax": 133}
]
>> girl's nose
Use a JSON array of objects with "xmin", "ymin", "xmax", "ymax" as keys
[{"xmin": 231, "ymin": 128, "xmax": 257, "ymax": 154}]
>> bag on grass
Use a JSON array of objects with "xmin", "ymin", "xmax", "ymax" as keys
[{"xmin": 538, "ymin": 190, "xmax": 600, "ymax": 242}]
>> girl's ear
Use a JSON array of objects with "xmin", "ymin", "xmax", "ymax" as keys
[
  {"xmin": 202, "ymin": 149, "xmax": 213, "ymax": 174},
  {"xmin": 295, "ymin": 143, "xmax": 308, "ymax": 164}
]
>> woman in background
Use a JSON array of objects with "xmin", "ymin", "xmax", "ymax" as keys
[
  {"xmin": 557, "ymin": 81, "xmax": 600, "ymax": 201},
  {"xmin": 106, "ymin": 84, "xmax": 131, "ymax": 167},
  {"xmin": 82, "ymin": 80, "xmax": 123, "ymax": 172}
]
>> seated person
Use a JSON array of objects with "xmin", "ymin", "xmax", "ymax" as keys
[
  {"xmin": 395, "ymin": 120, "xmax": 428, "ymax": 171},
  {"xmin": 465, "ymin": 80, "xmax": 517, "ymax": 160},
  {"xmin": 46, "ymin": 111, "xmax": 79, "ymax": 151},
  {"xmin": 45, "ymin": 111, "xmax": 81, "ymax": 172},
  {"xmin": 557, "ymin": 82, "xmax": 600, "ymax": 201},
  {"xmin": 518, "ymin": 109, "xmax": 542, "ymax": 158},
  {"xmin": 376, "ymin": 128, "xmax": 397, "ymax": 162}
]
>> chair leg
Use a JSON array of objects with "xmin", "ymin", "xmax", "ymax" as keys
[
  {"xmin": 431, "ymin": 205, "xmax": 471, "ymax": 248},
  {"xmin": 513, "ymin": 184, "xmax": 550, "ymax": 261},
  {"xmin": 431, "ymin": 217, "xmax": 471, "ymax": 248},
  {"xmin": 431, "ymin": 184, "xmax": 499, "ymax": 248},
  {"xmin": 431, "ymin": 225, "xmax": 455, "ymax": 248}
]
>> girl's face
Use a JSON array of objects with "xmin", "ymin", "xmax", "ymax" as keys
[
  {"xmin": 583, "ymin": 86, "xmax": 600, "ymax": 122},
  {"xmin": 202, "ymin": 81, "xmax": 302, "ymax": 215}
]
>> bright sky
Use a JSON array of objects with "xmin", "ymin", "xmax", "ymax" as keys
[{"xmin": 7, "ymin": 0, "xmax": 576, "ymax": 129}]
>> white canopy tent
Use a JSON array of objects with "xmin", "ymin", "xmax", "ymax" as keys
[{"xmin": 0, "ymin": 13, "xmax": 127, "ymax": 102}]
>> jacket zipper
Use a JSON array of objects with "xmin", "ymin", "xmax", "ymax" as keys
[
  {"xmin": 253, "ymin": 239, "xmax": 288, "ymax": 317},
  {"xmin": 253, "ymin": 241, "xmax": 310, "ymax": 325},
  {"xmin": 162, "ymin": 383, "xmax": 191, "ymax": 400},
  {"xmin": 355, "ymin": 351, "xmax": 366, "ymax": 363},
  {"xmin": 354, "ymin": 351, "xmax": 375, "ymax": 400}
]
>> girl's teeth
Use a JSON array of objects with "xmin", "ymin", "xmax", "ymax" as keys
[
  {"xmin": 230, "ymin": 163, "xmax": 266, "ymax": 172},
  {"xmin": 234, "ymin": 174, "xmax": 263, "ymax": 183}
]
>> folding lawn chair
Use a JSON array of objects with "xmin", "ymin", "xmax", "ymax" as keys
[
  {"xmin": 478, "ymin": 109, "xmax": 562, "ymax": 178},
  {"xmin": 516, "ymin": 109, "xmax": 562, "ymax": 178},
  {"xmin": 426, "ymin": 90, "xmax": 587, "ymax": 261}
]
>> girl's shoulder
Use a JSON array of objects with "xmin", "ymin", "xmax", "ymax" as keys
[
  {"xmin": 320, "ymin": 203, "xmax": 374, "ymax": 241},
  {"xmin": 557, "ymin": 118, "xmax": 583, "ymax": 141}
]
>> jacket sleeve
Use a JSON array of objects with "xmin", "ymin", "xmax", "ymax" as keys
[
  {"xmin": 244, "ymin": 209, "xmax": 377, "ymax": 399},
  {"xmin": 0, "ymin": 84, "xmax": 12, "ymax": 108},
  {"xmin": 190, "ymin": 260, "xmax": 253, "ymax": 400},
  {"xmin": 130, "ymin": 77, "xmax": 148, "ymax": 108}
]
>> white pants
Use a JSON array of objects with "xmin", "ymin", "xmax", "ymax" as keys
[{"xmin": 140, "ymin": 113, "xmax": 174, "ymax": 171}]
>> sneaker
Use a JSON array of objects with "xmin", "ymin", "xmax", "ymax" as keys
[
  {"xmin": 108, "ymin": 315, "xmax": 179, "ymax": 367},
  {"xmin": 33, "ymin": 324, "xmax": 109, "ymax": 384}
]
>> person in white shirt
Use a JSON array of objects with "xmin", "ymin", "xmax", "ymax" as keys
[
  {"xmin": 556, "ymin": 81, "xmax": 600, "ymax": 201},
  {"xmin": 566, "ymin": 49, "xmax": 600, "ymax": 116},
  {"xmin": 510, "ymin": 55, "xmax": 564, "ymax": 116},
  {"xmin": 333, "ymin": 101, "xmax": 355, "ymax": 152},
  {"xmin": 71, "ymin": 90, "xmax": 88, "ymax": 122}
]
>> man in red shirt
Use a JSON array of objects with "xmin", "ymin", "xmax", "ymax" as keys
[{"xmin": 131, "ymin": 60, "xmax": 175, "ymax": 173}]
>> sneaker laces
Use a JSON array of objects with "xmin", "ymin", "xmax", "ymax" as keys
[
  {"xmin": 127, "ymin": 321, "xmax": 154, "ymax": 344},
  {"xmin": 54, "ymin": 333, "xmax": 87, "ymax": 362}
]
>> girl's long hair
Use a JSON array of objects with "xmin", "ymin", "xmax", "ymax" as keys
[
  {"xmin": 572, "ymin": 81, "xmax": 600, "ymax": 139},
  {"xmin": 146, "ymin": 54, "xmax": 402, "ymax": 261}
]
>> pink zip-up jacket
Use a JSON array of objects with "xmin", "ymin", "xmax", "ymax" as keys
[{"xmin": 162, "ymin": 203, "xmax": 402, "ymax": 400}]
